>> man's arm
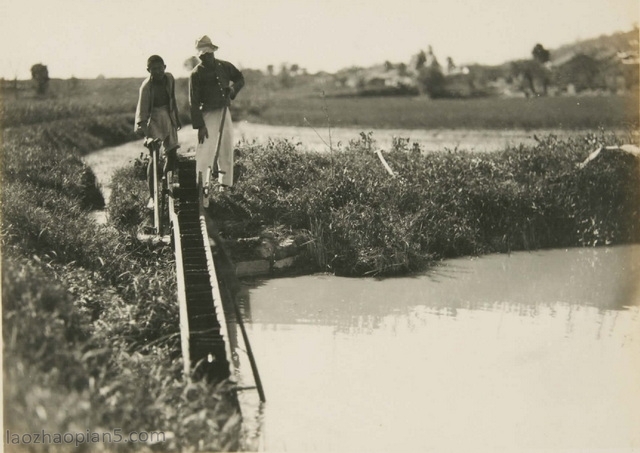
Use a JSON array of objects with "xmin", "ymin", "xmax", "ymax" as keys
[
  {"xmin": 227, "ymin": 62, "xmax": 245, "ymax": 99},
  {"xmin": 189, "ymin": 70, "xmax": 205, "ymax": 130},
  {"xmin": 189, "ymin": 70, "xmax": 209, "ymax": 144},
  {"xmin": 167, "ymin": 73, "xmax": 181, "ymax": 130},
  {"xmin": 134, "ymin": 80, "xmax": 150, "ymax": 135}
]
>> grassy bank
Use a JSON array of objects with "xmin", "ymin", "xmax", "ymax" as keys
[
  {"xmin": 1, "ymin": 101, "xmax": 242, "ymax": 449},
  {"xmin": 199, "ymin": 132, "xmax": 639, "ymax": 276}
]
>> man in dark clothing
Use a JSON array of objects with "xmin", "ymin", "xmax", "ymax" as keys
[{"xmin": 189, "ymin": 35, "xmax": 244, "ymax": 192}]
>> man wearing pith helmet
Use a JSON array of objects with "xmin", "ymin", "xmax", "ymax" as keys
[{"xmin": 189, "ymin": 35, "xmax": 245, "ymax": 193}]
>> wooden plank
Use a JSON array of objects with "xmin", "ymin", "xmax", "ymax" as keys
[
  {"xmin": 375, "ymin": 149, "xmax": 396, "ymax": 177},
  {"xmin": 168, "ymin": 188, "xmax": 191, "ymax": 378},
  {"xmin": 170, "ymin": 159, "xmax": 234, "ymax": 381}
]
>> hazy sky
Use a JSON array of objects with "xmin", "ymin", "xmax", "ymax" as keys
[{"xmin": 0, "ymin": 0, "xmax": 637, "ymax": 79}]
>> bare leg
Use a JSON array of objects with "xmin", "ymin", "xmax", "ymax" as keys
[{"xmin": 164, "ymin": 146, "xmax": 178, "ymax": 176}]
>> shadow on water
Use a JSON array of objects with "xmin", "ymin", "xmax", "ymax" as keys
[{"xmin": 211, "ymin": 242, "xmax": 268, "ymax": 451}]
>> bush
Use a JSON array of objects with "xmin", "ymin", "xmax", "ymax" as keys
[
  {"xmin": 2, "ymin": 255, "xmax": 89, "ymax": 385},
  {"xmin": 210, "ymin": 133, "xmax": 639, "ymax": 276},
  {"xmin": 417, "ymin": 66, "xmax": 448, "ymax": 98},
  {"xmin": 108, "ymin": 166, "xmax": 148, "ymax": 231}
]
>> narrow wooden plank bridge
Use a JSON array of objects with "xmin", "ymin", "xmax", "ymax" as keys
[{"xmin": 168, "ymin": 159, "xmax": 234, "ymax": 381}]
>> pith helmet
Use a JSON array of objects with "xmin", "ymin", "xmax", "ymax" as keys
[{"xmin": 195, "ymin": 35, "xmax": 219, "ymax": 56}]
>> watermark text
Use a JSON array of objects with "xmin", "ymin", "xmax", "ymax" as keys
[{"xmin": 5, "ymin": 429, "xmax": 166, "ymax": 447}]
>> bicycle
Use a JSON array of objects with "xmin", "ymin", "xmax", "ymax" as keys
[{"xmin": 143, "ymin": 137, "xmax": 172, "ymax": 239}]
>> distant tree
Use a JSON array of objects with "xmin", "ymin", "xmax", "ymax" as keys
[
  {"xmin": 290, "ymin": 63, "xmax": 299, "ymax": 75},
  {"xmin": 503, "ymin": 44, "xmax": 552, "ymax": 96},
  {"xmin": 69, "ymin": 76, "xmax": 80, "ymax": 91},
  {"xmin": 9, "ymin": 76, "xmax": 18, "ymax": 98},
  {"xmin": 397, "ymin": 62, "xmax": 408, "ymax": 76},
  {"xmin": 414, "ymin": 50, "xmax": 427, "ymax": 70},
  {"xmin": 417, "ymin": 65, "xmax": 447, "ymax": 98},
  {"xmin": 30, "ymin": 63, "xmax": 49, "ymax": 95},
  {"xmin": 267, "ymin": 64, "xmax": 274, "ymax": 76},
  {"xmin": 510, "ymin": 59, "xmax": 550, "ymax": 95},
  {"xmin": 425, "ymin": 46, "xmax": 440, "ymax": 68},
  {"xmin": 279, "ymin": 64, "xmax": 293, "ymax": 88},
  {"xmin": 511, "ymin": 60, "xmax": 533, "ymax": 94},
  {"xmin": 184, "ymin": 56, "xmax": 200, "ymax": 72},
  {"xmin": 532, "ymin": 44, "xmax": 550, "ymax": 64},
  {"xmin": 384, "ymin": 61, "xmax": 394, "ymax": 71},
  {"xmin": 336, "ymin": 74, "xmax": 348, "ymax": 87},
  {"xmin": 553, "ymin": 54, "xmax": 603, "ymax": 92},
  {"xmin": 446, "ymin": 57, "xmax": 456, "ymax": 73},
  {"xmin": 414, "ymin": 46, "xmax": 447, "ymax": 97}
]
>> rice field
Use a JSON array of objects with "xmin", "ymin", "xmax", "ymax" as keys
[{"xmin": 241, "ymin": 91, "xmax": 639, "ymax": 130}]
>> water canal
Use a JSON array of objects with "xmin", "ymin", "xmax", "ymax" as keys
[{"xmin": 233, "ymin": 245, "xmax": 640, "ymax": 452}]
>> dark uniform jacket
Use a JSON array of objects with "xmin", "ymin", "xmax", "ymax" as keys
[{"xmin": 189, "ymin": 60, "xmax": 244, "ymax": 129}]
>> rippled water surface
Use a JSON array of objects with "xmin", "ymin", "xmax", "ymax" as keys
[{"xmin": 231, "ymin": 245, "xmax": 640, "ymax": 452}]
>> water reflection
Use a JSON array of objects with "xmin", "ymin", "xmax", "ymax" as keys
[
  {"xmin": 232, "ymin": 245, "xmax": 640, "ymax": 452},
  {"xmin": 239, "ymin": 245, "xmax": 639, "ymax": 328}
]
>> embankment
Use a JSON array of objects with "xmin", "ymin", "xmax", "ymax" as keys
[{"xmin": 1, "ymin": 113, "xmax": 242, "ymax": 451}]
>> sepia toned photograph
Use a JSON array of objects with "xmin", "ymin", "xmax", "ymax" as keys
[{"xmin": 1, "ymin": 0, "xmax": 639, "ymax": 451}]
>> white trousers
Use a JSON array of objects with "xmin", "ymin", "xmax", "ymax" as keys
[{"xmin": 196, "ymin": 108, "xmax": 234, "ymax": 187}]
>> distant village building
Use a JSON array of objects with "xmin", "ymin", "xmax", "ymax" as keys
[
  {"xmin": 617, "ymin": 50, "xmax": 639, "ymax": 65},
  {"xmin": 444, "ymin": 57, "xmax": 470, "ymax": 76},
  {"xmin": 332, "ymin": 29, "xmax": 638, "ymax": 98},
  {"xmin": 362, "ymin": 66, "xmax": 417, "ymax": 90}
]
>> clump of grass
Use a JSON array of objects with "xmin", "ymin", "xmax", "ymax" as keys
[
  {"xmin": 210, "ymin": 131, "xmax": 639, "ymax": 276},
  {"xmin": 108, "ymin": 166, "xmax": 148, "ymax": 231},
  {"xmin": 2, "ymin": 133, "xmax": 105, "ymax": 209}
]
